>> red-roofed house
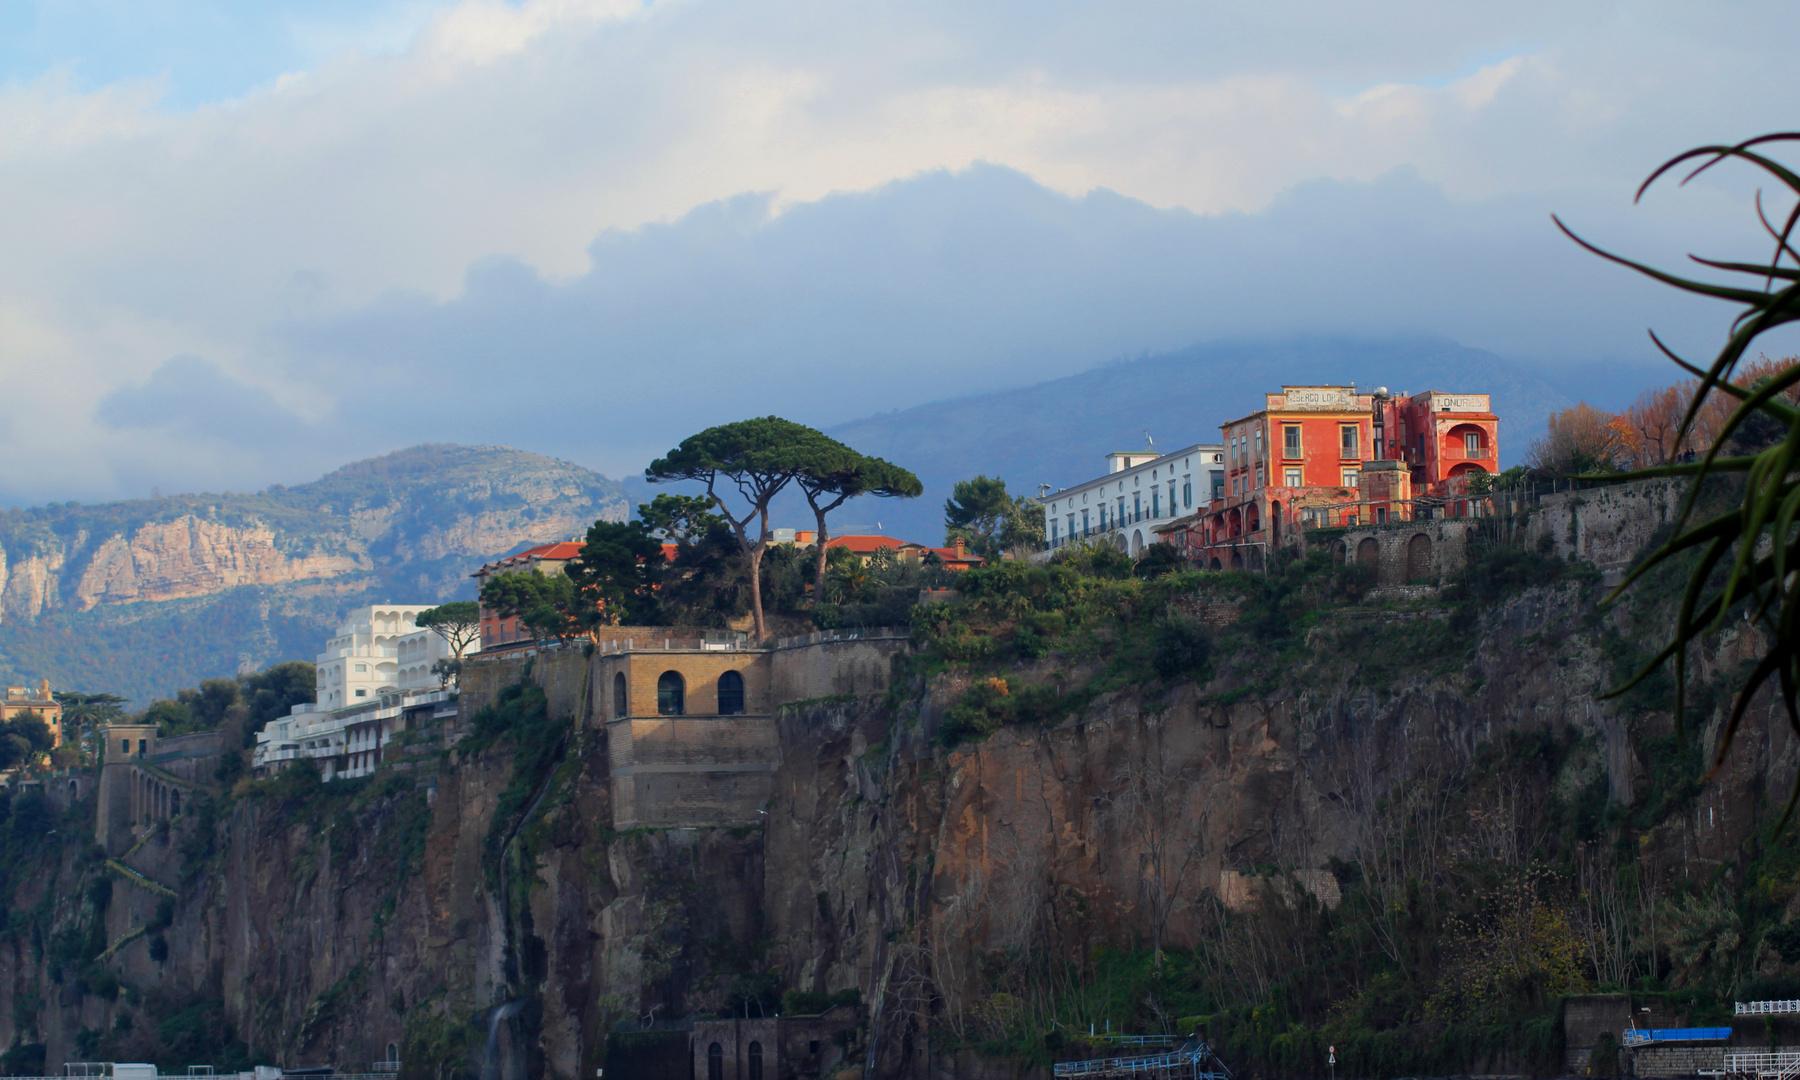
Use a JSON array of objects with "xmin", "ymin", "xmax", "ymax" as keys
[
  {"xmin": 472, "ymin": 541, "xmax": 586, "ymax": 650},
  {"xmin": 823, "ymin": 534, "xmax": 985, "ymax": 571}
]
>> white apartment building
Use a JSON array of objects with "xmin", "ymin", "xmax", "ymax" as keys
[
  {"xmin": 1042, "ymin": 443, "xmax": 1225, "ymax": 557},
  {"xmin": 316, "ymin": 605, "xmax": 453, "ymax": 707},
  {"xmin": 253, "ymin": 604, "xmax": 459, "ymax": 781}
]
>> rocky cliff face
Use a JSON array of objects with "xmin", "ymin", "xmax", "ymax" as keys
[
  {"xmin": 5, "ymin": 556, "xmax": 1793, "ymax": 1080},
  {"xmin": 0, "ymin": 444, "xmax": 628, "ymax": 700}
]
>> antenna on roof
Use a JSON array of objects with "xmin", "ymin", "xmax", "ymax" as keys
[
  {"xmin": 1037, "ymin": 483, "xmax": 1051, "ymax": 499},
  {"xmin": 1144, "ymin": 430, "xmax": 1155, "ymax": 452}
]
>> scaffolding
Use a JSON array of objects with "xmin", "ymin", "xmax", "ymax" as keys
[
  {"xmin": 1713, "ymin": 1050, "xmax": 1800, "ymax": 1080},
  {"xmin": 1054, "ymin": 1039, "xmax": 1231, "ymax": 1080}
]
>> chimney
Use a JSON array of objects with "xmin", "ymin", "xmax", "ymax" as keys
[{"xmin": 953, "ymin": 537, "xmax": 966, "ymax": 558}]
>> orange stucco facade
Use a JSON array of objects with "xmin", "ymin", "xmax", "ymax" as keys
[{"xmin": 1160, "ymin": 385, "xmax": 1500, "ymax": 569}]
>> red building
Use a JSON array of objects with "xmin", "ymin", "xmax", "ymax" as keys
[{"xmin": 1159, "ymin": 385, "xmax": 1499, "ymax": 568}]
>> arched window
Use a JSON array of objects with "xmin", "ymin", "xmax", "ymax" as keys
[
  {"xmin": 657, "ymin": 671, "xmax": 685, "ymax": 716},
  {"xmin": 613, "ymin": 672, "xmax": 627, "ymax": 718},
  {"xmin": 717, "ymin": 670, "xmax": 745, "ymax": 715},
  {"xmin": 748, "ymin": 1041, "xmax": 764, "ymax": 1080},
  {"xmin": 708, "ymin": 1043, "xmax": 723, "ymax": 1080},
  {"xmin": 386, "ymin": 1044, "xmax": 399, "ymax": 1065}
]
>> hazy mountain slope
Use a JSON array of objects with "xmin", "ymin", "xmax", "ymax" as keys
[
  {"xmin": 0, "ymin": 444, "xmax": 627, "ymax": 703},
  {"xmin": 813, "ymin": 336, "xmax": 1663, "ymax": 541}
]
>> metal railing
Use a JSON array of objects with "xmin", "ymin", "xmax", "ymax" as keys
[
  {"xmin": 1054, "ymin": 1042, "xmax": 1230, "ymax": 1079},
  {"xmin": 1722, "ymin": 1050, "xmax": 1800, "ymax": 1078},
  {"xmin": 1738, "ymin": 1000, "xmax": 1800, "ymax": 1015}
]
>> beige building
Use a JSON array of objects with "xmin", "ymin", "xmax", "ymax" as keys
[
  {"xmin": 596, "ymin": 639, "xmax": 775, "ymax": 829},
  {"xmin": 1, "ymin": 680, "xmax": 63, "ymax": 748}
]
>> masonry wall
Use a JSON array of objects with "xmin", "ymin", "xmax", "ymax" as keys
[
  {"xmin": 769, "ymin": 634, "xmax": 908, "ymax": 703},
  {"xmin": 1330, "ymin": 518, "xmax": 1479, "ymax": 587},
  {"xmin": 606, "ymin": 716, "xmax": 778, "ymax": 827},
  {"xmin": 1529, "ymin": 478, "xmax": 1685, "ymax": 573},
  {"xmin": 1627, "ymin": 1045, "xmax": 1725, "ymax": 1078}
]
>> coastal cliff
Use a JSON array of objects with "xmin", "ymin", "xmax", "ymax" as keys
[{"xmin": 1, "ymin": 522, "xmax": 1793, "ymax": 1080}]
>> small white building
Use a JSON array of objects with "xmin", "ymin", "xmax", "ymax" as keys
[
  {"xmin": 253, "ymin": 604, "xmax": 459, "ymax": 781},
  {"xmin": 1042, "ymin": 443, "xmax": 1225, "ymax": 557}
]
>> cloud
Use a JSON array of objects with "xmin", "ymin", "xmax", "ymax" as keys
[
  {"xmin": 95, "ymin": 355, "xmax": 309, "ymax": 447},
  {"xmin": 1, "ymin": 0, "xmax": 1799, "ymax": 502}
]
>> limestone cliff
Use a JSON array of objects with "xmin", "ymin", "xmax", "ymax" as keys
[{"xmin": 0, "ymin": 444, "xmax": 628, "ymax": 700}]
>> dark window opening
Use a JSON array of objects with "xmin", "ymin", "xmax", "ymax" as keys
[
  {"xmin": 657, "ymin": 671, "xmax": 685, "ymax": 716},
  {"xmin": 707, "ymin": 1043, "xmax": 723, "ymax": 1080},
  {"xmin": 613, "ymin": 672, "xmax": 627, "ymax": 718},
  {"xmin": 717, "ymin": 670, "xmax": 745, "ymax": 715},
  {"xmin": 748, "ymin": 1041, "xmax": 764, "ymax": 1080}
]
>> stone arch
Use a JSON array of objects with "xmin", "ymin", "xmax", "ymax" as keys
[
  {"xmin": 1131, "ymin": 530, "xmax": 1145, "ymax": 556},
  {"xmin": 748, "ymin": 1041, "xmax": 764, "ymax": 1080},
  {"xmin": 1407, "ymin": 532, "xmax": 1433, "ymax": 582},
  {"xmin": 1356, "ymin": 537, "xmax": 1379, "ymax": 581},
  {"xmin": 1229, "ymin": 550, "xmax": 1244, "ymax": 569},
  {"xmin": 1246, "ymin": 503, "xmax": 1261, "ymax": 534},
  {"xmin": 708, "ymin": 1044, "xmax": 724, "ymax": 1080},
  {"xmin": 656, "ymin": 671, "xmax": 686, "ymax": 716},
  {"xmin": 1227, "ymin": 507, "xmax": 1243, "ymax": 537},
  {"xmin": 1331, "ymin": 539, "xmax": 1346, "ymax": 562},
  {"xmin": 1209, "ymin": 557, "xmax": 1222, "ymax": 570}
]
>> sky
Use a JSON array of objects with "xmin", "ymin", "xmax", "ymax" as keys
[{"xmin": 4, "ymin": 0, "xmax": 1800, "ymax": 503}]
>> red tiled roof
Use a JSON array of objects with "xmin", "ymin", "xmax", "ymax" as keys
[
  {"xmin": 825, "ymin": 535, "xmax": 919, "ymax": 554},
  {"xmin": 925, "ymin": 547, "xmax": 984, "ymax": 565}
]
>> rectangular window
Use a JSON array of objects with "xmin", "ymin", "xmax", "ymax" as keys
[
  {"xmin": 355, "ymin": 663, "xmax": 367, "ymax": 672},
  {"xmin": 1152, "ymin": 491, "xmax": 1160, "ymax": 517},
  {"xmin": 1051, "ymin": 520, "xmax": 1059, "ymax": 542},
  {"xmin": 1254, "ymin": 429, "xmax": 1264, "ymax": 456},
  {"xmin": 1342, "ymin": 468, "xmax": 1360, "ymax": 488},
  {"xmin": 1082, "ymin": 510, "xmax": 1090, "ymax": 533},
  {"xmin": 1283, "ymin": 425, "xmax": 1301, "ymax": 457},
  {"xmin": 1465, "ymin": 432, "xmax": 1483, "ymax": 455},
  {"xmin": 1341, "ymin": 425, "xmax": 1359, "ymax": 457},
  {"xmin": 1284, "ymin": 467, "xmax": 1302, "ymax": 487},
  {"xmin": 1211, "ymin": 471, "xmax": 1224, "ymax": 500},
  {"xmin": 1183, "ymin": 481, "xmax": 1191, "ymax": 507}
]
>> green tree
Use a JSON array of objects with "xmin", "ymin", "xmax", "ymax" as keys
[
  {"xmin": 566, "ymin": 519, "xmax": 667, "ymax": 628},
  {"xmin": 944, "ymin": 475, "xmax": 1043, "ymax": 561},
  {"xmin": 52, "ymin": 691, "xmax": 126, "ymax": 766},
  {"xmin": 637, "ymin": 493, "xmax": 726, "ymax": 553},
  {"xmin": 646, "ymin": 417, "xmax": 844, "ymax": 640},
  {"xmin": 416, "ymin": 601, "xmax": 481, "ymax": 660},
  {"xmin": 0, "ymin": 712, "xmax": 54, "ymax": 771},
  {"xmin": 479, "ymin": 570, "xmax": 583, "ymax": 643},
  {"xmin": 797, "ymin": 448, "xmax": 922, "ymax": 604}
]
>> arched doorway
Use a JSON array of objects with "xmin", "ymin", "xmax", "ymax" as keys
[
  {"xmin": 1209, "ymin": 557, "xmax": 1222, "ymax": 570},
  {"xmin": 717, "ymin": 670, "xmax": 745, "ymax": 715},
  {"xmin": 1356, "ymin": 538, "xmax": 1379, "ymax": 581},
  {"xmin": 1229, "ymin": 550, "xmax": 1244, "ymax": 569},
  {"xmin": 748, "ymin": 1041, "xmax": 764, "ymax": 1080},
  {"xmin": 656, "ymin": 671, "xmax": 685, "ymax": 716},
  {"xmin": 1131, "ymin": 530, "xmax": 1144, "ymax": 556},
  {"xmin": 1407, "ymin": 533, "xmax": 1433, "ymax": 582},
  {"xmin": 707, "ymin": 1044, "xmax": 723, "ymax": 1080}
]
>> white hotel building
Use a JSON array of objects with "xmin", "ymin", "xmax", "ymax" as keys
[
  {"xmin": 254, "ymin": 605, "xmax": 458, "ymax": 781},
  {"xmin": 1042, "ymin": 443, "xmax": 1225, "ymax": 557}
]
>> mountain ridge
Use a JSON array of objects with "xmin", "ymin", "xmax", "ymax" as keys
[{"xmin": 0, "ymin": 444, "xmax": 627, "ymax": 702}]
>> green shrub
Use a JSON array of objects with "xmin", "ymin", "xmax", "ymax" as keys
[{"xmin": 1152, "ymin": 614, "xmax": 1213, "ymax": 680}]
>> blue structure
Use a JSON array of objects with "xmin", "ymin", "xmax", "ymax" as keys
[{"xmin": 1622, "ymin": 1028, "xmax": 1734, "ymax": 1047}]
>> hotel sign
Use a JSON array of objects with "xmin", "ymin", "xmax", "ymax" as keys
[
  {"xmin": 1281, "ymin": 387, "xmax": 1358, "ymax": 411},
  {"xmin": 1430, "ymin": 394, "xmax": 1490, "ymax": 413}
]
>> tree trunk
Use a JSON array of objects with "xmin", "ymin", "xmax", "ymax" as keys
[
  {"xmin": 812, "ymin": 505, "xmax": 831, "ymax": 604},
  {"xmin": 748, "ymin": 542, "xmax": 766, "ymax": 642}
]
